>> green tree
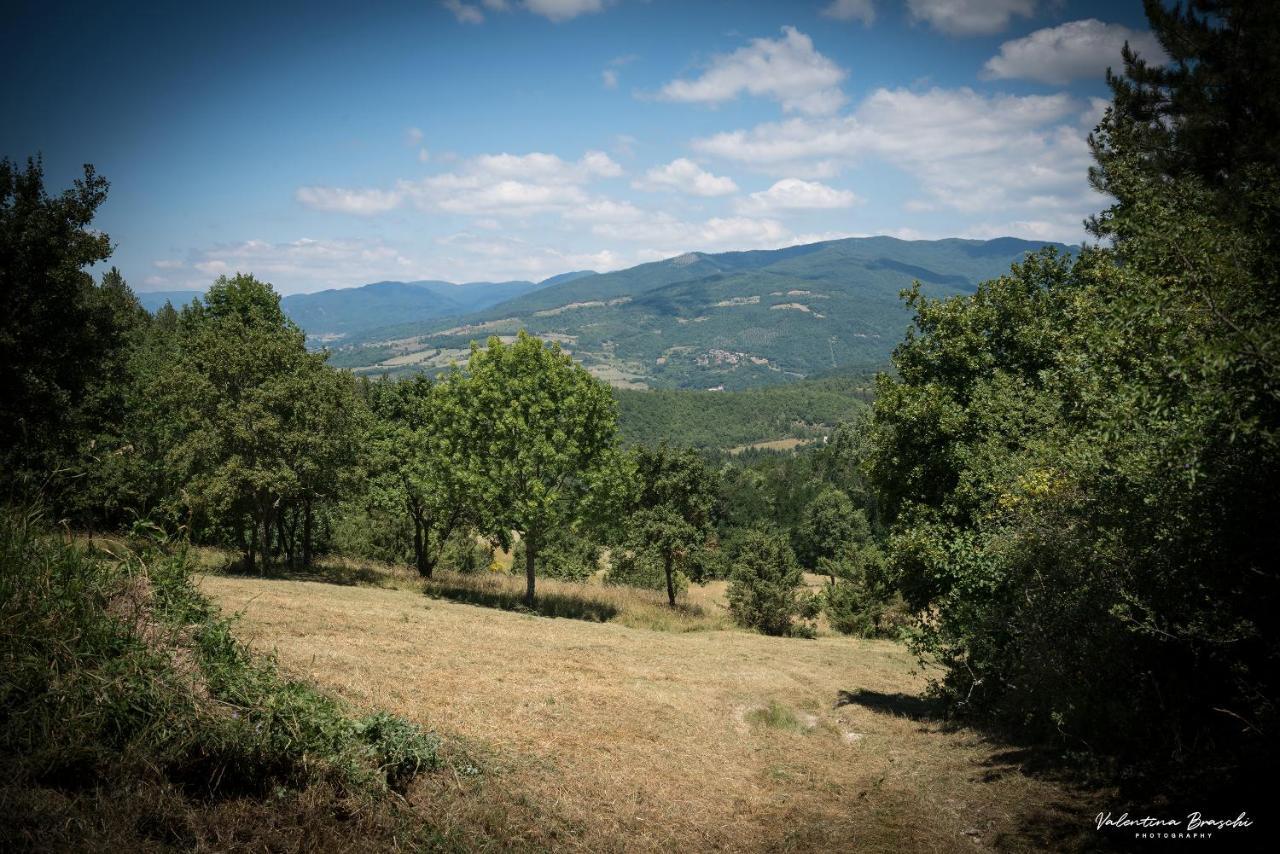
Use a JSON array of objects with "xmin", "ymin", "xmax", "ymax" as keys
[
  {"xmin": 0, "ymin": 157, "xmax": 114, "ymax": 477},
  {"xmin": 794, "ymin": 486, "xmax": 866, "ymax": 576},
  {"xmin": 626, "ymin": 445, "xmax": 718, "ymax": 606},
  {"xmin": 165, "ymin": 274, "xmax": 329, "ymax": 570},
  {"xmin": 365, "ymin": 375, "xmax": 470, "ymax": 578},
  {"xmin": 726, "ymin": 530, "xmax": 807, "ymax": 636},
  {"xmin": 452, "ymin": 331, "xmax": 619, "ymax": 605}
]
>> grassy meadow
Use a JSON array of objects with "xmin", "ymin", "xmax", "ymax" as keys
[{"xmin": 195, "ymin": 554, "xmax": 1107, "ymax": 852}]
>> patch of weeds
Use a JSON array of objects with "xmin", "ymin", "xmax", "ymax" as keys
[{"xmin": 746, "ymin": 700, "xmax": 804, "ymax": 732}]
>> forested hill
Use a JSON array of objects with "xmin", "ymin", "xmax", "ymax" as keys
[
  {"xmin": 615, "ymin": 370, "xmax": 875, "ymax": 450},
  {"xmin": 329, "ymin": 235, "xmax": 1070, "ymax": 390}
]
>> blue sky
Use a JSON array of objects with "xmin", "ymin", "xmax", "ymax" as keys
[{"xmin": 3, "ymin": 0, "xmax": 1162, "ymax": 293}]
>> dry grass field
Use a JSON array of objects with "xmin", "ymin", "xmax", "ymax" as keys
[{"xmin": 199, "ymin": 565, "xmax": 1106, "ymax": 852}]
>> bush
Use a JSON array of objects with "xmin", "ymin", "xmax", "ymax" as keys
[
  {"xmin": 605, "ymin": 548, "xmax": 689, "ymax": 598},
  {"xmin": 437, "ymin": 529, "xmax": 495, "ymax": 574},
  {"xmin": 0, "ymin": 506, "xmax": 439, "ymax": 802},
  {"xmin": 512, "ymin": 530, "xmax": 600, "ymax": 581},
  {"xmin": 726, "ymin": 530, "xmax": 810, "ymax": 637}
]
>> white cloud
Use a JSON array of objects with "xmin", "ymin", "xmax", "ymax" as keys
[
  {"xmin": 298, "ymin": 150, "xmax": 622, "ymax": 219},
  {"xmin": 591, "ymin": 214, "xmax": 791, "ymax": 252},
  {"xmin": 418, "ymin": 148, "xmax": 431, "ymax": 163},
  {"xmin": 694, "ymin": 86, "xmax": 1100, "ymax": 224},
  {"xmin": 523, "ymin": 0, "xmax": 604, "ymax": 22},
  {"xmin": 441, "ymin": 0, "xmax": 485, "ymax": 24},
  {"xmin": 736, "ymin": 178, "xmax": 860, "ymax": 213},
  {"xmin": 295, "ymin": 186, "xmax": 404, "ymax": 215},
  {"xmin": 821, "ymin": 0, "xmax": 875, "ymax": 25},
  {"xmin": 153, "ymin": 259, "xmax": 183, "ymax": 269},
  {"xmin": 632, "ymin": 158, "xmax": 738, "ymax": 197},
  {"xmin": 406, "ymin": 127, "xmax": 424, "ymax": 146},
  {"xmin": 602, "ymin": 69, "xmax": 618, "ymax": 88},
  {"xmin": 561, "ymin": 199, "xmax": 648, "ymax": 222},
  {"xmin": 659, "ymin": 26, "xmax": 847, "ymax": 115},
  {"xmin": 983, "ymin": 19, "xmax": 1167, "ymax": 85},
  {"xmin": 907, "ymin": 0, "xmax": 1034, "ymax": 36}
]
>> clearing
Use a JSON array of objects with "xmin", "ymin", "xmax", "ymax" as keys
[{"xmin": 200, "ymin": 569, "xmax": 1102, "ymax": 852}]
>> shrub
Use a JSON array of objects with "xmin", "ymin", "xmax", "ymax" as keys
[
  {"xmin": 605, "ymin": 548, "xmax": 689, "ymax": 598},
  {"xmin": 726, "ymin": 530, "xmax": 810, "ymax": 637},
  {"xmin": 512, "ymin": 530, "xmax": 600, "ymax": 581},
  {"xmin": 437, "ymin": 529, "xmax": 495, "ymax": 574}
]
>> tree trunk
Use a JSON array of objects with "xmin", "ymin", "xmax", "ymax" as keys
[
  {"xmin": 412, "ymin": 516, "xmax": 429, "ymax": 577},
  {"xmin": 664, "ymin": 551, "xmax": 677, "ymax": 607},
  {"xmin": 258, "ymin": 499, "xmax": 273, "ymax": 575},
  {"xmin": 277, "ymin": 511, "xmax": 292, "ymax": 567},
  {"xmin": 524, "ymin": 531, "xmax": 537, "ymax": 607},
  {"xmin": 302, "ymin": 498, "xmax": 314, "ymax": 570},
  {"xmin": 244, "ymin": 521, "xmax": 256, "ymax": 571}
]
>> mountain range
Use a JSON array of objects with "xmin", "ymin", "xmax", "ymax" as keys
[
  {"xmin": 135, "ymin": 271, "xmax": 597, "ymax": 341},
  {"xmin": 324, "ymin": 236, "xmax": 1071, "ymax": 390}
]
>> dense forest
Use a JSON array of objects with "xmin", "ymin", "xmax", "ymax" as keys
[{"xmin": 2, "ymin": 0, "xmax": 1277, "ymax": 847}]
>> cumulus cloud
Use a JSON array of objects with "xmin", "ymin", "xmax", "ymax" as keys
[
  {"xmin": 632, "ymin": 158, "xmax": 738, "ymax": 197},
  {"xmin": 441, "ymin": 0, "xmax": 484, "ymax": 24},
  {"xmin": 659, "ymin": 26, "xmax": 847, "ymax": 115},
  {"xmin": 907, "ymin": 0, "xmax": 1034, "ymax": 36},
  {"xmin": 736, "ymin": 178, "xmax": 860, "ymax": 213},
  {"xmin": 983, "ymin": 19, "xmax": 1167, "ymax": 85},
  {"xmin": 295, "ymin": 186, "xmax": 404, "ymax": 215},
  {"xmin": 591, "ymin": 213, "xmax": 791, "ymax": 252},
  {"xmin": 602, "ymin": 69, "xmax": 619, "ymax": 88},
  {"xmin": 821, "ymin": 0, "xmax": 875, "ymax": 25},
  {"xmin": 524, "ymin": 0, "xmax": 604, "ymax": 22},
  {"xmin": 298, "ymin": 150, "xmax": 622, "ymax": 218},
  {"xmin": 693, "ymin": 86, "xmax": 1101, "ymax": 232}
]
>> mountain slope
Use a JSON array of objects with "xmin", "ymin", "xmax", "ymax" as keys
[{"xmin": 332, "ymin": 235, "xmax": 1070, "ymax": 390}]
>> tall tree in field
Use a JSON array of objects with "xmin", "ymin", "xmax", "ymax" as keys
[
  {"xmin": 366, "ymin": 375, "xmax": 470, "ymax": 578},
  {"xmin": 166, "ymin": 274, "xmax": 315, "ymax": 569},
  {"xmin": 452, "ymin": 331, "xmax": 619, "ymax": 605},
  {"xmin": 0, "ymin": 157, "xmax": 115, "ymax": 477},
  {"xmin": 627, "ymin": 446, "xmax": 717, "ymax": 606}
]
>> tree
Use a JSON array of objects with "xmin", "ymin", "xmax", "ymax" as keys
[
  {"xmin": 626, "ymin": 445, "xmax": 717, "ymax": 606},
  {"xmin": 165, "ymin": 274, "xmax": 317, "ymax": 570},
  {"xmin": 0, "ymin": 157, "xmax": 114, "ymax": 478},
  {"xmin": 452, "ymin": 331, "xmax": 619, "ymax": 605},
  {"xmin": 726, "ymin": 530, "xmax": 807, "ymax": 637},
  {"xmin": 365, "ymin": 375, "xmax": 470, "ymax": 578},
  {"xmin": 794, "ymin": 486, "xmax": 867, "ymax": 577}
]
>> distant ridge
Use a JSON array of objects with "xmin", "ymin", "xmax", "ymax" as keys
[{"xmin": 326, "ymin": 235, "xmax": 1072, "ymax": 389}]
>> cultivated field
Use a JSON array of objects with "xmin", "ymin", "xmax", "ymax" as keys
[{"xmin": 200, "ymin": 567, "xmax": 1104, "ymax": 852}]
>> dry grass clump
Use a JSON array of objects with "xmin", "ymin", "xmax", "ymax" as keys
[{"xmin": 203, "ymin": 573, "xmax": 1110, "ymax": 852}]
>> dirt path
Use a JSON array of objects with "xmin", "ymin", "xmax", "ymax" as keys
[{"xmin": 201, "ymin": 575, "xmax": 1098, "ymax": 852}]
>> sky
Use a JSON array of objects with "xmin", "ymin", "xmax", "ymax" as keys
[{"xmin": 2, "ymin": 0, "xmax": 1165, "ymax": 294}]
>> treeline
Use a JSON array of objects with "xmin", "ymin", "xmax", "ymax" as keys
[
  {"xmin": 615, "ymin": 371, "xmax": 874, "ymax": 449},
  {"xmin": 863, "ymin": 0, "xmax": 1278, "ymax": 787}
]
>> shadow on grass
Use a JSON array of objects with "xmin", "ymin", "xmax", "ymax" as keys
[
  {"xmin": 835, "ymin": 687, "xmax": 1125, "ymax": 850},
  {"xmin": 217, "ymin": 558, "xmax": 406, "ymax": 589},
  {"xmin": 834, "ymin": 688, "xmax": 942, "ymax": 722},
  {"xmin": 425, "ymin": 578, "xmax": 618, "ymax": 623}
]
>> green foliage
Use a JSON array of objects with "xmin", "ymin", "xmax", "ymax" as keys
[
  {"xmin": 510, "ymin": 530, "xmax": 600, "ymax": 581},
  {"xmin": 866, "ymin": 2, "xmax": 1280, "ymax": 775},
  {"xmin": 0, "ymin": 157, "xmax": 116, "ymax": 478},
  {"xmin": 615, "ymin": 371, "xmax": 872, "ymax": 450},
  {"xmin": 604, "ymin": 548, "xmax": 688, "ymax": 598},
  {"xmin": 450, "ymin": 330, "xmax": 621, "ymax": 604},
  {"xmin": 793, "ymin": 487, "xmax": 867, "ymax": 571},
  {"xmin": 623, "ymin": 445, "xmax": 718, "ymax": 605},
  {"xmin": 0, "ymin": 506, "xmax": 438, "ymax": 800},
  {"xmin": 437, "ymin": 529, "xmax": 496, "ymax": 574},
  {"xmin": 726, "ymin": 530, "xmax": 809, "ymax": 637},
  {"xmin": 364, "ymin": 374, "xmax": 471, "ymax": 577}
]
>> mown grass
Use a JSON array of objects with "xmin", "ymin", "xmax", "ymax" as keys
[{"xmin": 0, "ymin": 507, "xmax": 446, "ymax": 852}]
